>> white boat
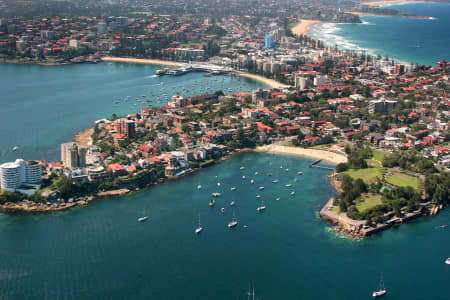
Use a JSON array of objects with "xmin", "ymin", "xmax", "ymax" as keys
[
  {"xmin": 209, "ymin": 199, "xmax": 215, "ymax": 207},
  {"xmin": 242, "ymin": 176, "xmax": 246, "ymax": 179},
  {"xmin": 138, "ymin": 216, "xmax": 149, "ymax": 222},
  {"xmin": 258, "ymin": 186, "xmax": 264, "ymax": 190},
  {"xmin": 197, "ymin": 185, "xmax": 202, "ymax": 190},
  {"xmin": 257, "ymin": 199, "xmax": 266, "ymax": 212},
  {"xmin": 285, "ymin": 184, "xmax": 292, "ymax": 187},
  {"xmin": 372, "ymin": 279, "xmax": 386, "ymax": 298},
  {"xmin": 211, "ymin": 193, "xmax": 222, "ymax": 197},
  {"xmin": 228, "ymin": 213, "xmax": 238, "ymax": 228},
  {"xmin": 273, "ymin": 180, "xmax": 279, "ymax": 183},
  {"xmin": 250, "ymin": 179, "xmax": 254, "ymax": 184},
  {"xmin": 446, "ymin": 258, "xmax": 450, "ymax": 265},
  {"xmin": 298, "ymin": 171, "xmax": 303, "ymax": 175},
  {"xmin": 230, "ymin": 200, "xmax": 235, "ymax": 206},
  {"xmin": 256, "ymin": 195, "xmax": 261, "ymax": 198},
  {"xmin": 231, "ymin": 187, "xmax": 236, "ymax": 191},
  {"xmin": 291, "ymin": 191, "xmax": 295, "ymax": 196},
  {"xmin": 221, "ymin": 207, "xmax": 225, "ymax": 213},
  {"xmin": 285, "ymin": 168, "xmax": 289, "ymax": 172},
  {"xmin": 280, "ymin": 166, "xmax": 283, "ymax": 169},
  {"xmin": 254, "ymin": 172, "xmax": 258, "ymax": 175},
  {"xmin": 195, "ymin": 214, "xmax": 203, "ymax": 234},
  {"xmin": 240, "ymin": 166, "xmax": 245, "ymax": 170},
  {"xmin": 217, "ymin": 182, "xmax": 221, "ymax": 187},
  {"xmin": 275, "ymin": 197, "xmax": 280, "ymax": 201}
]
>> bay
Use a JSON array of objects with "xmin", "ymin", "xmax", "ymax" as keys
[
  {"xmin": 0, "ymin": 62, "xmax": 265, "ymax": 163},
  {"xmin": 308, "ymin": 3, "xmax": 450, "ymax": 66}
]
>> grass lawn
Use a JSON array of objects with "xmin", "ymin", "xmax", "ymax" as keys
[
  {"xmin": 366, "ymin": 151, "xmax": 386, "ymax": 167},
  {"xmin": 356, "ymin": 194, "xmax": 383, "ymax": 213},
  {"xmin": 331, "ymin": 206, "xmax": 340, "ymax": 214},
  {"xmin": 386, "ymin": 172, "xmax": 420, "ymax": 190},
  {"xmin": 342, "ymin": 167, "xmax": 384, "ymax": 183}
]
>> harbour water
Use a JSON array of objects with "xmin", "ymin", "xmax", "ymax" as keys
[
  {"xmin": 0, "ymin": 152, "xmax": 450, "ymax": 299},
  {"xmin": 308, "ymin": 3, "xmax": 450, "ymax": 66},
  {"xmin": 0, "ymin": 62, "xmax": 265, "ymax": 163}
]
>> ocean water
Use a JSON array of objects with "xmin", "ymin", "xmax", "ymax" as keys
[
  {"xmin": 308, "ymin": 3, "xmax": 450, "ymax": 66},
  {"xmin": 0, "ymin": 62, "xmax": 265, "ymax": 164},
  {"xmin": 0, "ymin": 152, "xmax": 449, "ymax": 299}
]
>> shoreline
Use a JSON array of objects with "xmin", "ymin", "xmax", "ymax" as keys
[
  {"xmin": 347, "ymin": 11, "xmax": 430, "ymax": 19},
  {"xmin": 362, "ymin": 0, "xmax": 437, "ymax": 6},
  {"xmin": 236, "ymin": 72, "xmax": 286, "ymax": 89},
  {"xmin": 101, "ymin": 56, "xmax": 182, "ymax": 67},
  {"xmin": 255, "ymin": 144, "xmax": 348, "ymax": 165},
  {"xmin": 291, "ymin": 19, "xmax": 321, "ymax": 36}
]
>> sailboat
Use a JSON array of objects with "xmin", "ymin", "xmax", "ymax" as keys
[
  {"xmin": 257, "ymin": 199, "xmax": 266, "ymax": 212},
  {"xmin": 372, "ymin": 278, "xmax": 387, "ymax": 298},
  {"xmin": 195, "ymin": 215, "xmax": 203, "ymax": 234},
  {"xmin": 247, "ymin": 285, "xmax": 256, "ymax": 300},
  {"xmin": 228, "ymin": 213, "xmax": 238, "ymax": 228}
]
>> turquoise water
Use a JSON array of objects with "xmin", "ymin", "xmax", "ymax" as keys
[
  {"xmin": 0, "ymin": 152, "xmax": 450, "ymax": 299},
  {"xmin": 308, "ymin": 3, "xmax": 450, "ymax": 66},
  {"xmin": 0, "ymin": 62, "xmax": 265, "ymax": 163}
]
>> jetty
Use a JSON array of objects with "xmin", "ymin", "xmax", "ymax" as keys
[
  {"xmin": 309, "ymin": 159, "xmax": 334, "ymax": 170},
  {"xmin": 156, "ymin": 62, "xmax": 234, "ymax": 76}
]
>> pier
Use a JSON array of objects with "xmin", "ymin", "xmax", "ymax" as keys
[{"xmin": 309, "ymin": 159, "xmax": 334, "ymax": 170}]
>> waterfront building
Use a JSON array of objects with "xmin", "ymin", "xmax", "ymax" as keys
[
  {"xmin": 0, "ymin": 159, "xmax": 42, "ymax": 193},
  {"xmin": 61, "ymin": 142, "xmax": 87, "ymax": 169},
  {"xmin": 264, "ymin": 33, "xmax": 275, "ymax": 49},
  {"xmin": 115, "ymin": 119, "xmax": 136, "ymax": 137},
  {"xmin": 369, "ymin": 98, "xmax": 397, "ymax": 115}
]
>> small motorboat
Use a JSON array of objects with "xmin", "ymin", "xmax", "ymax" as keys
[
  {"xmin": 240, "ymin": 166, "xmax": 245, "ymax": 170},
  {"xmin": 298, "ymin": 172, "xmax": 303, "ymax": 175},
  {"xmin": 256, "ymin": 195, "xmax": 261, "ymax": 198},
  {"xmin": 217, "ymin": 182, "xmax": 221, "ymax": 187},
  {"xmin": 231, "ymin": 187, "xmax": 236, "ymax": 191},
  {"xmin": 242, "ymin": 176, "xmax": 246, "ymax": 179},
  {"xmin": 138, "ymin": 216, "xmax": 149, "ymax": 222},
  {"xmin": 254, "ymin": 172, "xmax": 258, "ymax": 175},
  {"xmin": 446, "ymin": 258, "xmax": 450, "ymax": 265},
  {"xmin": 258, "ymin": 186, "xmax": 264, "ymax": 190},
  {"xmin": 195, "ymin": 215, "xmax": 203, "ymax": 234},
  {"xmin": 275, "ymin": 197, "xmax": 280, "ymax": 201},
  {"xmin": 209, "ymin": 199, "xmax": 215, "ymax": 207},
  {"xmin": 291, "ymin": 191, "xmax": 295, "ymax": 196},
  {"xmin": 250, "ymin": 179, "xmax": 254, "ymax": 184},
  {"xmin": 197, "ymin": 185, "xmax": 202, "ymax": 190},
  {"xmin": 230, "ymin": 200, "xmax": 235, "ymax": 206},
  {"xmin": 285, "ymin": 184, "xmax": 292, "ymax": 187},
  {"xmin": 273, "ymin": 180, "xmax": 279, "ymax": 183},
  {"xmin": 211, "ymin": 193, "xmax": 222, "ymax": 197},
  {"xmin": 221, "ymin": 207, "xmax": 225, "ymax": 213}
]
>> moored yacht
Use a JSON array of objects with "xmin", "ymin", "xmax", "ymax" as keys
[
  {"xmin": 211, "ymin": 193, "xmax": 222, "ymax": 197},
  {"xmin": 372, "ymin": 279, "xmax": 386, "ymax": 298},
  {"xmin": 273, "ymin": 180, "xmax": 279, "ymax": 183},
  {"xmin": 446, "ymin": 258, "xmax": 450, "ymax": 265},
  {"xmin": 197, "ymin": 185, "xmax": 202, "ymax": 190},
  {"xmin": 285, "ymin": 184, "xmax": 292, "ymax": 187},
  {"xmin": 209, "ymin": 199, "xmax": 215, "ymax": 207},
  {"xmin": 228, "ymin": 213, "xmax": 238, "ymax": 228},
  {"xmin": 258, "ymin": 186, "xmax": 264, "ymax": 190},
  {"xmin": 138, "ymin": 216, "xmax": 149, "ymax": 222},
  {"xmin": 231, "ymin": 187, "xmax": 236, "ymax": 191},
  {"xmin": 257, "ymin": 199, "xmax": 266, "ymax": 212},
  {"xmin": 195, "ymin": 214, "xmax": 203, "ymax": 234},
  {"xmin": 230, "ymin": 200, "xmax": 235, "ymax": 206}
]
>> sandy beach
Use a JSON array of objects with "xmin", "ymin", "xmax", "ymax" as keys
[
  {"xmin": 236, "ymin": 72, "xmax": 286, "ymax": 89},
  {"xmin": 291, "ymin": 19, "xmax": 321, "ymax": 36},
  {"xmin": 255, "ymin": 144, "xmax": 348, "ymax": 165},
  {"xmin": 101, "ymin": 56, "xmax": 182, "ymax": 67}
]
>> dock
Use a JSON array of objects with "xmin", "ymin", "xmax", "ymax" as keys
[{"xmin": 309, "ymin": 159, "xmax": 334, "ymax": 170}]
